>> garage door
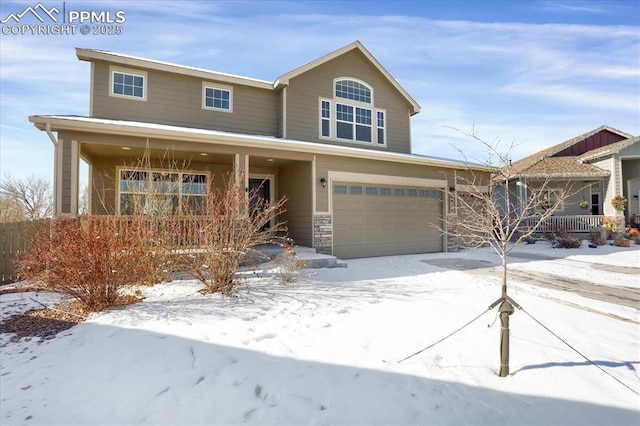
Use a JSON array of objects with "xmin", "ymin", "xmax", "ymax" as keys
[{"xmin": 333, "ymin": 182, "xmax": 443, "ymax": 258}]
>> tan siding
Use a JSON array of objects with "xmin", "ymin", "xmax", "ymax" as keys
[
  {"xmin": 285, "ymin": 50, "xmax": 412, "ymax": 153},
  {"xmin": 91, "ymin": 61, "xmax": 278, "ymax": 136},
  {"xmin": 276, "ymin": 90, "xmax": 284, "ymax": 138},
  {"xmin": 279, "ymin": 161, "xmax": 312, "ymax": 246},
  {"xmin": 91, "ymin": 158, "xmax": 117, "ymax": 214}
]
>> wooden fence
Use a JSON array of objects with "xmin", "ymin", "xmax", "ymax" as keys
[
  {"xmin": 1, "ymin": 215, "xmax": 280, "ymax": 285},
  {"xmin": 1, "ymin": 219, "xmax": 50, "ymax": 285}
]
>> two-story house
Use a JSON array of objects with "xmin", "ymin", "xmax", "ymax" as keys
[{"xmin": 29, "ymin": 41, "xmax": 489, "ymax": 258}]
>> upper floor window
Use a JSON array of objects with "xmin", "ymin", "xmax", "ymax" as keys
[
  {"xmin": 110, "ymin": 66, "xmax": 147, "ymax": 101},
  {"xmin": 319, "ymin": 78, "xmax": 384, "ymax": 145},
  {"xmin": 202, "ymin": 82, "xmax": 232, "ymax": 112},
  {"xmin": 335, "ymin": 79, "xmax": 371, "ymax": 103}
]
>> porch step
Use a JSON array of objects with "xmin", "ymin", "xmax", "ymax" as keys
[
  {"xmin": 248, "ymin": 244, "xmax": 346, "ymax": 269},
  {"xmin": 296, "ymin": 249, "xmax": 347, "ymax": 269}
]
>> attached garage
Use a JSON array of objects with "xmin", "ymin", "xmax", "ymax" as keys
[{"xmin": 332, "ymin": 181, "xmax": 443, "ymax": 258}]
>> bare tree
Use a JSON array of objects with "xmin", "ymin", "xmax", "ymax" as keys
[
  {"xmin": 0, "ymin": 195, "xmax": 25, "ymax": 223},
  {"xmin": 0, "ymin": 174, "xmax": 52, "ymax": 220},
  {"xmin": 78, "ymin": 184, "xmax": 89, "ymax": 216},
  {"xmin": 444, "ymin": 129, "xmax": 582, "ymax": 377}
]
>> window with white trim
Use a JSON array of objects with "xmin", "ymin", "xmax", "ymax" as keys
[
  {"xmin": 336, "ymin": 79, "xmax": 371, "ymax": 103},
  {"xmin": 119, "ymin": 169, "xmax": 208, "ymax": 215},
  {"xmin": 110, "ymin": 68, "xmax": 146, "ymax": 100},
  {"xmin": 376, "ymin": 111, "xmax": 385, "ymax": 145},
  {"xmin": 321, "ymin": 99, "xmax": 331, "ymax": 137},
  {"xmin": 540, "ymin": 190, "xmax": 563, "ymax": 211},
  {"xmin": 319, "ymin": 78, "xmax": 385, "ymax": 145},
  {"xmin": 203, "ymin": 84, "xmax": 232, "ymax": 111}
]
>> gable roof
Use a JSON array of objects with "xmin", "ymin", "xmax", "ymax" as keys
[
  {"xmin": 580, "ymin": 136, "xmax": 640, "ymax": 162},
  {"xmin": 76, "ymin": 41, "xmax": 421, "ymax": 115},
  {"xmin": 274, "ymin": 41, "xmax": 420, "ymax": 115},
  {"xmin": 513, "ymin": 156, "xmax": 610, "ymax": 179},
  {"xmin": 76, "ymin": 48, "xmax": 274, "ymax": 90},
  {"xmin": 510, "ymin": 125, "xmax": 634, "ymax": 177}
]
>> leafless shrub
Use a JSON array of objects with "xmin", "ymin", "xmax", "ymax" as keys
[
  {"xmin": 181, "ymin": 172, "xmax": 288, "ymax": 295},
  {"xmin": 273, "ymin": 245, "xmax": 306, "ymax": 285},
  {"xmin": 551, "ymin": 234, "xmax": 582, "ymax": 249},
  {"xmin": 589, "ymin": 229, "xmax": 607, "ymax": 246},
  {"xmin": 17, "ymin": 217, "xmax": 153, "ymax": 312}
]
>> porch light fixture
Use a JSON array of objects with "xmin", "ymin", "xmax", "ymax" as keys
[{"xmin": 320, "ymin": 177, "xmax": 327, "ymax": 188}]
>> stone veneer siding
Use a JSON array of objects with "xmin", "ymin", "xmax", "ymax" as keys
[
  {"xmin": 313, "ymin": 214, "xmax": 333, "ymax": 254},
  {"xmin": 446, "ymin": 216, "xmax": 459, "ymax": 252}
]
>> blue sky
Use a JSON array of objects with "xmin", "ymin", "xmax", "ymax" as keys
[{"xmin": 1, "ymin": 0, "xmax": 639, "ymax": 183}]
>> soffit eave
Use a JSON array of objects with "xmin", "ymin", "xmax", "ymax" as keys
[{"xmin": 30, "ymin": 115, "xmax": 490, "ymax": 172}]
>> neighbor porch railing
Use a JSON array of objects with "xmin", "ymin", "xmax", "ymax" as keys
[{"xmin": 523, "ymin": 215, "xmax": 605, "ymax": 234}]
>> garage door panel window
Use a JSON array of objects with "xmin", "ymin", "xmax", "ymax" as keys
[
  {"xmin": 333, "ymin": 184, "xmax": 348, "ymax": 194},
  {"xmin": 350, "ymin": 185, "xmax": 363, "ymax": 195}
]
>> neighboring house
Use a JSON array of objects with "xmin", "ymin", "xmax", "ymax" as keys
[
  {"xmin": 29, "ymin": 41, "xmax": 490, "ymax": 258},
  {"xmin": 508, "ymin": 125, "xmax": 640, "ymax": 231}
]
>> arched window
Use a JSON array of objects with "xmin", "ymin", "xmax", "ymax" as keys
[
  {"xmin": 320, "ymin": 78, "xmax": 385, "ymax": 145},
  {"xmin": 335, "ymin": 79, "xmax": 372, "ymax": 103}
]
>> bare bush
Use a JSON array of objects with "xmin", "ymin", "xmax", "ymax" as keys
[
  {"xmin": 18, "ymin": 217, "xmax": 153, "ymax": 312},
  {"xmin": 273, "ymin": 245, "xmax": 306, "ymax": 285},
  {"xmin": 589, "ymin": 229, "xmax": 607, "ymax": 246},
  {"xmin": 551, "ymin": 234, "xmax": 582, "ymax": 249},
  {"xmin": 182, "ymin": 172, "xmax": 288, "ymax": 295}
]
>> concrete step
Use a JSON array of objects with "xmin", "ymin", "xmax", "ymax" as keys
[
  {"xmin": 247, "ymin": 244, "xmax": 346, "ymax": 269},
  {"xmin": 296, "ymin": 250, "xmax": 347, "ymax": 269}
]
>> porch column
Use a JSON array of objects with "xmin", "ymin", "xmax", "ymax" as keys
[
  {"xmin": 53, "ymin": 138, "xmax": 80, "ymax": 217},
  {"xmin": 233, "ymin": 154, "xmax": 250, "ymax": 193}
]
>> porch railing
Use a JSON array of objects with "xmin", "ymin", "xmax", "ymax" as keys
[{"xmin": 523, "ymin": 215, "xmax": 605, "ymax": 234}]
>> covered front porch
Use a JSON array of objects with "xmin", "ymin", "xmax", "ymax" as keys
[{"xmin": 30, "ymin": 115, "xmax": 319, "ymax": 250}]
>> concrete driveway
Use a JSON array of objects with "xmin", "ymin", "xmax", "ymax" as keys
[{"xmin": 422, "ymin": 252, "xmax": 640, "ymax": 311}]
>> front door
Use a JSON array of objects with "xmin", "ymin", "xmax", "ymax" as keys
[
  {"xmin": 629, "ymin": 178, "xmax": 640, "ymax": 218},
  {"xmin": 591, "ymin": 194, "xmax": 600, "ymax": 215},
  {"xmin": 249, "ymin": 178, "xmax": 271, "ymax": 229},
  {"xmin": 249, "ymin": 178, "xmax": 270, "ymax": 203}
]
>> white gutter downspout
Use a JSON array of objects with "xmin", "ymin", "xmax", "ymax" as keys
[
  {"xmin": 46, "ymin": 122, "xmax": 58, "ymax": 146},
  {"xmin": 46, "ymin": 122, "xmax": 63, "ymax": 216}
]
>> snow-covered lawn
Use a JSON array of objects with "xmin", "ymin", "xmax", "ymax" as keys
[{"xmin": 1, "ymin": 242, "xmax": 639, "ymax": 425}]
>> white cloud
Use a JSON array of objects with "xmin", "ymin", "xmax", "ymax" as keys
[{"xmin": 0, "ymin": 3, "xmax": 638, "ymax": 180}]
